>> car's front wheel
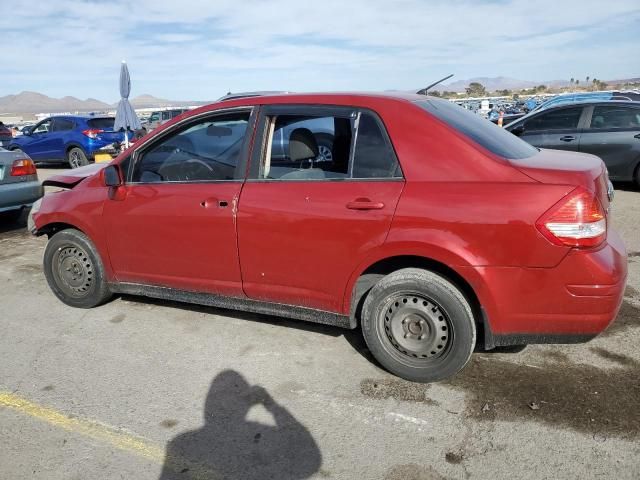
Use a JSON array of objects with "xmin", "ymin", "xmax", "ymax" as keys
[
  {"xmin": 361, "ymin": 268, "xmax": 476, "ymax": 383},
  {"xmin": 67, "ymin": 147, "xmax": 89, "ymax": 168},
  {"xmin": 43, "ymin": 229, "xmax": 112, "ymax": 308}
]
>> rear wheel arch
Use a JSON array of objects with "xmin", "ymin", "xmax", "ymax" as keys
[{"xmin": 348, "ymin": 255, "xmax": 484, "ymax": 336}]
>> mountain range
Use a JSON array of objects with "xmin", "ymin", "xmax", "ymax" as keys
[
  {"xmin": 0, "ymin": 91, "xmax": 208, "ymax": 115},
  {"xmin": 2, "ymin": 76, "xmax": 638, "ymax": 114},
  {"xmin": 440, "ymin": 76, "xmax": 569, "ymax": 92}
]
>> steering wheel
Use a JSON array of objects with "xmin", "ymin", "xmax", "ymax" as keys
[{"xmin": 181, "ymin": 158, "xmax": 215, "ymax": 181}]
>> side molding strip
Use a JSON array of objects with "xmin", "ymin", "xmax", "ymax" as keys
[{"xmin": 109, "ymin": 282, "xmax": 355, "ymax": 329}]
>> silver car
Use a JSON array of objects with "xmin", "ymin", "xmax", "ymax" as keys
[{"xmin": 0, "ymin": 148, "xmax": 43, "ymax": 221}]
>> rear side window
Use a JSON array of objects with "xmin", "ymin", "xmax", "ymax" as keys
[
  {"xmin": 590, "ymin": 106, "xmax": 640, "ymax": 129},
  {"xmin": 88, "ymin": 118, "xmax": 115, "ymax": 130},
  {"xmin": 52, "ymin": 118, "xmax": 74, "ymax": 132},
  {"xmin": 353, "ymin": 113, "xmax": 400, "ymax": 178},
  {"xmin": 525, "ymin": 107, "xmax": 582, "ymax": 131},
  {"xmin": 416, "ymin": 99, "xmax": 537, "ymax": 160},
  {"xmin": 256, "ymin": 110, "xmax": 400, "ymax": 181}
]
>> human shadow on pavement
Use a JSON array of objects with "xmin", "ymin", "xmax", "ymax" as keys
[{"xmin": 158, "ymin": 370, "xmax": 322, "ymax": 480}]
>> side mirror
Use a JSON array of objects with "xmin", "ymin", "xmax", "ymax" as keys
[
  {"xmin": 23, "ymin": 127, "xmax": 32, "ymax": 136},
  {"xmin": 510, "ymin": 124, "xmax": 525, "ymax": 136},
  {"xmin": 103, "ymin": 165, "xmax": 122, "ymax": 187}
]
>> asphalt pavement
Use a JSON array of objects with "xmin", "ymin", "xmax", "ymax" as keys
[{"xmin": 0, "ymin": 167, "xmax": 638, "ymax": 480}]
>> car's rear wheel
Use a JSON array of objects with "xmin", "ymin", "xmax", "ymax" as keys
[
  {"xmin": 67, "ymin": 147, "xmax": 89, "ymax": 169},
  {"xmin": 361, "ymin": 268, "xmax": 476, "ymax": 383},
  {"xmin": 43, "ymin": 229, "xmax": 112, "ymax": 308}
]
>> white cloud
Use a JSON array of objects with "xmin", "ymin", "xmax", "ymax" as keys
[{"xmin": 1, "ymin": 0, "xmax": 638, "ymax": 100}]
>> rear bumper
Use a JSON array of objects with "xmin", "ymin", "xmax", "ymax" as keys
[
  {"xmin": 466, "ymin": 228, "xmax": 627, "ymax": 344},
  {"xmin": 0, "ymin": 180, "xmax": 43, "ymax": 212}
]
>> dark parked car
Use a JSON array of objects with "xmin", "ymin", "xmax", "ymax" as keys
[
  {"xmin": 0, "ymin": 149, "xmax": 43, "ymax": 221},
  {"xmin": 0, "ymin": 123, "xmax": 13, "ymax": 149},
  {"xmin": 506, "ymin": 101, "xmax": 640, "ymax": 186},
  {"xmin": 8, "ymin": 115, "xmax": 128, "ymax": 168},
  {"xmin": 147, "ymin": 109, "xmax": 189, "ymax": 130},
  {"xmin": 30, "ymin": 93, "xmax": 626, "ymax": 383}
]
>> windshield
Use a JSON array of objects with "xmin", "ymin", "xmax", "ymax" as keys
[{"xmin": 416, "ymin": 98, "xmax": 538, "ymax": 160}]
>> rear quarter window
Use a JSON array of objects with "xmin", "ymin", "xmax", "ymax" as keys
[{"xmin": 416, "ymin": 98, "xmax": 538, "ymax": 160}]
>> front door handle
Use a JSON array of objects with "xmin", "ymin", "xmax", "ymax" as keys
[
  {"xmin": 559, "ymin": 135, "xmax": 576, "ymax": 142},
  {"xmin": 200, "ymin": 197, "xmax": 228, "ymax": 208},
  {"xmin": 346, "ymin": 198, "xmax": 385, "ymax": 210}
]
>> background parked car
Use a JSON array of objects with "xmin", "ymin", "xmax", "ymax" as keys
[
  {"xmin": 8, "ymin": 115, "xmax": 129, "ymax": 168},
  {"xmin": 0, "ymin": 122, "xmax": 12, "ymax": 149},
  {"xmin": 0, "ymin": 149, "xmax": 42, "ymax": 222},
  {"xmin": 505, "ymin": 101, "xmax": 640, "ymax": 186},
  {"xmin": 530, "ymin": 91, "xmax": 640, "ymax": 114},
  {"xmin": 146, "ymin": 109, "xmax": 189, "ymax": 130}
]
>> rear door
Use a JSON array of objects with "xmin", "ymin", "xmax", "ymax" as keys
[
  {"xmin": 579, "ymin": 104, "xmax": 640, "ymax": 180},
  {"xmin": 520, "ymin": 106, "xmax": 586, "ymax": 151},
  {"xmin": 237, "ymin": 105, "xmax": 404, "ymax": 313},
  {"xmin": 49, "ymin": 118, "xmax": 75, "ymax": 160}
]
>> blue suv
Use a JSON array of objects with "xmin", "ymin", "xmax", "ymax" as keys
[{"xmin": 8, "ymin": 115, "xmax": 128, "ymax": 168}]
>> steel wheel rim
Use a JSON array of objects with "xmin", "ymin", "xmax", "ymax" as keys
[
  {"xmin": 318, "ymin": 145, "xmax": 333, "ymax": 162},
  {"xmin": 379, "ymin": 292, "xmax": 452, "ymax": 361},
  {"xmin": 53, "ymin": 245, "xmax": 94, "ymax": 297}
]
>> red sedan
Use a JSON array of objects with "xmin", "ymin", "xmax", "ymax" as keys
[{"xmin": 29, "ymin": 93, "xmax": 627, "ymax": 382}]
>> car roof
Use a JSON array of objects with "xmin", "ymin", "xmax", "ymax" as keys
[{"xmin": 191, "ymin": 91, "xmax": 432, "ymax": 113}]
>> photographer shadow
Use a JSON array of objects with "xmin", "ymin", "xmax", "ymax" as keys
[{"xmin": 159, "ymin": 370, "xmax": 322, "ymax": 480}]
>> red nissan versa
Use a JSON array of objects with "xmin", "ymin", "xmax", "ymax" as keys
[{"xmin": 29, "ymin": 93, "xmax": 627, "ymax": 383}]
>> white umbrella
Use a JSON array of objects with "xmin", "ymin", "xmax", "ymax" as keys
[{"xmin": 113, "ymin": 60, "xmax": 141, "ymax": 149}]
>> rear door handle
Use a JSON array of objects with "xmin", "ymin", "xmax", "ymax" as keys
[
  {"xmin": 346, "ymin": 198, "xmax": 385, "ymax": 210},
  {"xmin": 559, "ymin": 135, "xmax": 576, "ymax": 142}
]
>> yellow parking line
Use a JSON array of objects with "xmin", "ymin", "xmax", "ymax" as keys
[{"xmin": 0, "ymin": 391, "xmax": 216, "ymax": 479}]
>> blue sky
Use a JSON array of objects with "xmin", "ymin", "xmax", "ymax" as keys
[{"xmin": 1, "ymin": 0, "xmax": 639, "ymax": 102}]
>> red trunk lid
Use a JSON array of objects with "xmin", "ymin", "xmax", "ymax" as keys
[{"xmin": 509, "ymin": 148, "xmax": 610, "ymax": 213}]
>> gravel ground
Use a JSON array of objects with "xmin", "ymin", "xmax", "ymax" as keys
[{"xmin": 0, "ymin": 168, "xmax": 638, "ymax": 480}]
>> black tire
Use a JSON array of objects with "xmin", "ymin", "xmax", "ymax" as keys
[
  {"xmin": 634, "ymin": 162, "xmax": 640, "ymax": 189},
  {"xmin": 67, "ymin": 147, "xmax": 89, "ymax": 168},
  {"xmin": 361, "ymin": 268, "xmax": 476, "ymax": 383},
  {"xmin": 43, "ymin": 229, "xmax": 112, "ymax": 308}
]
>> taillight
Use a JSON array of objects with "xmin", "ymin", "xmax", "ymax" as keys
[
  {"xmin": 10, "ymin": 158, "xmax": 37, "ymax": 176},
  {"xmin": 536, "ymin": 187, "xmax": 606, "ymax": 248},
  {"xmin": 82, "ymin": 129, "xmax": 104, "ymax": 139}
]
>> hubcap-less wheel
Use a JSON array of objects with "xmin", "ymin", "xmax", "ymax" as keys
[
  {"xmin": 53, "ymin": 246, "xmax": 94, "ymax": 297},
  {"xmin": 381, "ymin": 293, "xmax": 451, "ymax": 361}
]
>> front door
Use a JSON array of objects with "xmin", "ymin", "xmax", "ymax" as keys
[
  {"xmin": 22, "ymin": 118, "xmax": 54, "ymax": 160},
  {"xmin": 237, "ymin": 106, "xmax": 404, "ymax": 313},
  {"xmin": 103, "ymin": 108, "xmax": 255, "ymax": 296}
]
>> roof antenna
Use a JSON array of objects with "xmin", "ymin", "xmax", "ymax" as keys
[{"xmin": 417, "ymin": 74, "xmax": 454, "ymax": 96}]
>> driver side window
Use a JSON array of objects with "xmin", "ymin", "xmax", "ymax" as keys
[
  {"xmin": 132, "ymin": 111, "xmax": 250, "ymax": 183},
  {"xmin": 33, "ymin": 119, "xmax": 51, "ymax": 134}
]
